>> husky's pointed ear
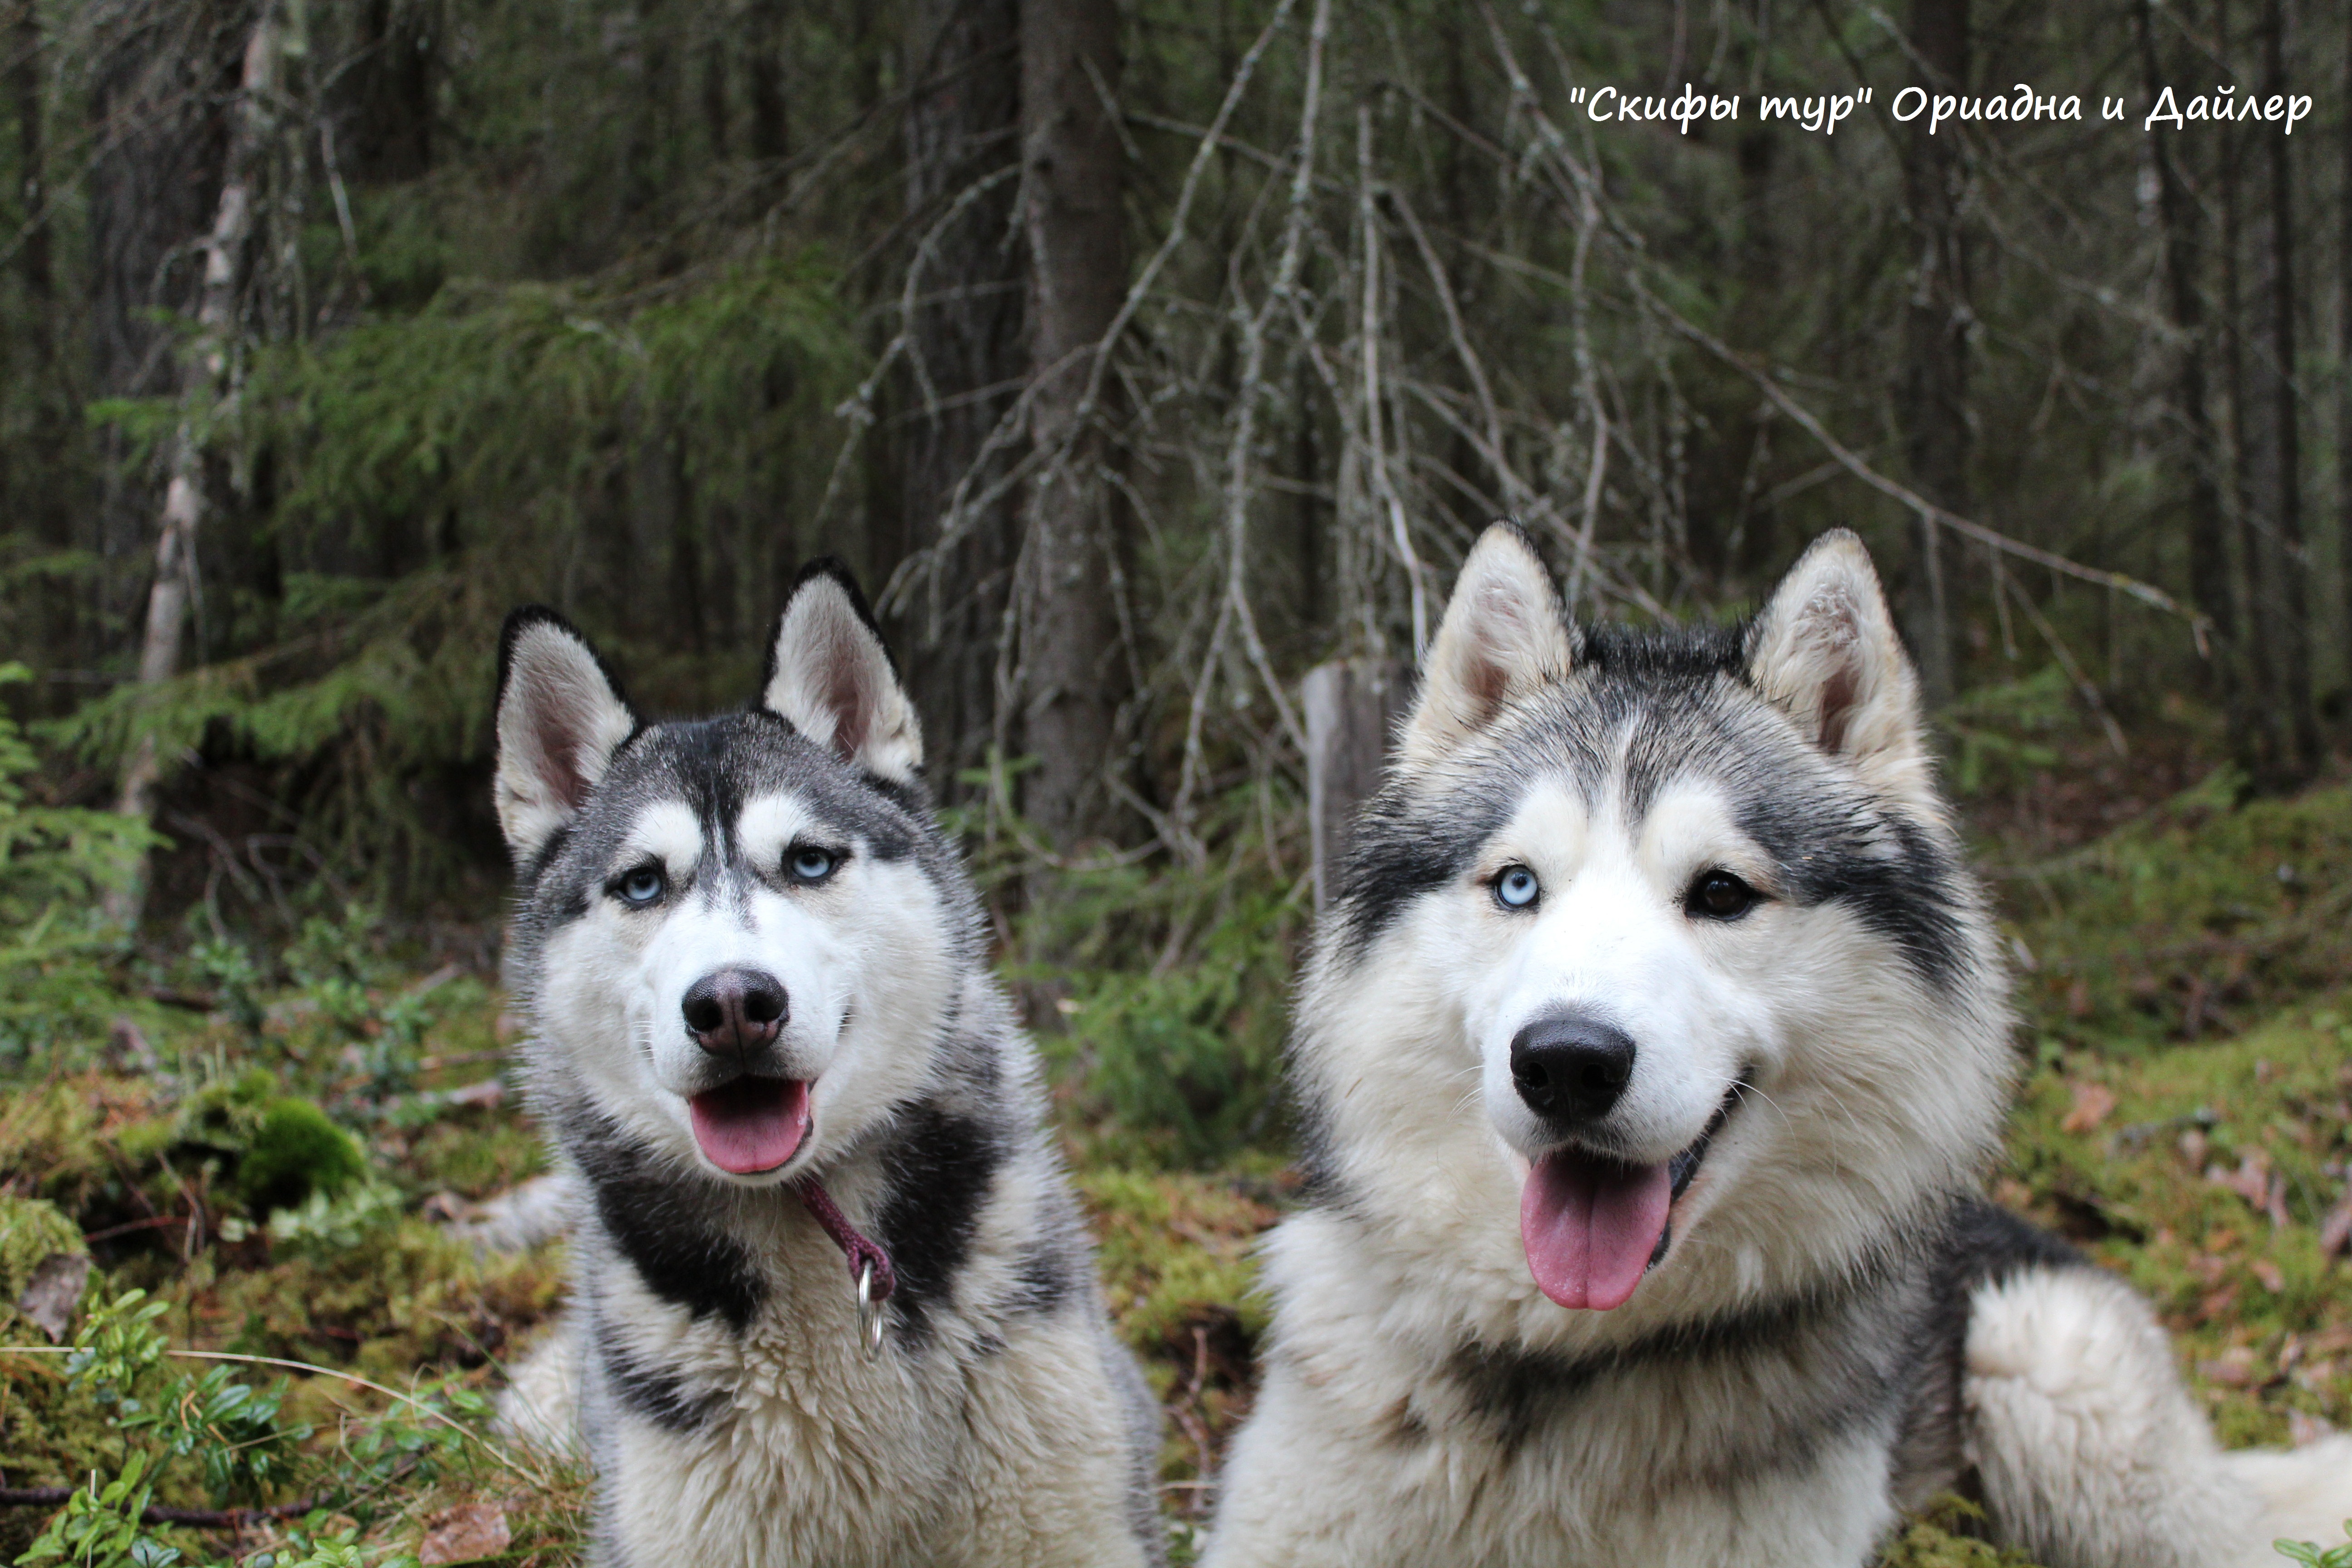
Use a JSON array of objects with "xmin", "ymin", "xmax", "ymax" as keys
[
  {"xmin": 495, "ymin": 608, "xmax": 637, "ymax": 866},
  {"xmin": 1746, "ymin": 529, "xmax": 1927, "ymax": 784},
  {"xmin": 761, "ymin": 560, "xmax": 923, "ymax": 784},
  {"xmin": 1400, "ymin": 524, "xmax": 1573, "ymax": 766}
]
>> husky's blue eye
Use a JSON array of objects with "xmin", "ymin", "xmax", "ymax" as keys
[
  {"xmin": 618, "ymin": 867, "xmax": 666, "ymax": 906},
  {"xmin": 789, "ymin": 847, "xmax": 836, "ymax": 882},
  {"xmin": 1494, "ymin": 866, "xmax": 1540, "ymax": 910}
]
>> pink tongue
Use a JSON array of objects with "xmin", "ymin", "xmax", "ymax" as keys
[
  {"xmin": 1519, "ymin": 1150, "xmax": 1672, "ymax": 1311},
  {"xmin": 689, "ymin": 1079, "xmax": 811, "ymax": 1174}
]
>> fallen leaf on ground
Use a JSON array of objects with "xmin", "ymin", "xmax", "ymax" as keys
[
  {"xmin": 419, "ymin": 1502, "xmax": 510, "ymax": 1565},
  {"xmin": 2061, "ymin": 1081, "xmax": 2117, "ymax": 1134},
  {"xmin": 2319, "ymin": 1190, "xmax": 2352, "ymax": 1257},
  {"xmin": 2208, "ymin": 1154, "xmax": 2290, "ymax": 1223},
  {"xmin": 15, "ymin": 1252, "xmax": 89, "ymax": 1342}
]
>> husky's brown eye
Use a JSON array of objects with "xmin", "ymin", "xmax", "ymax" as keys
[{"xmin": 1685, "ymin": 870, "xmax": 1757, "ymax": 921}]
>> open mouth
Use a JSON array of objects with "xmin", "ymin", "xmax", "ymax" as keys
[
  {"xmin": 1517, "ymin": 1087, "xmax": 1739, "ymax": 1313},
  {"xmin": 688, "ymin": 1077, "xmax": 812, "ymax": 1175}
]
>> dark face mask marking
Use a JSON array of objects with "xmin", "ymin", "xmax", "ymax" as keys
[{"xmin": 1329, "ymin": 617, "xmax": 1973, "ymax": 997}]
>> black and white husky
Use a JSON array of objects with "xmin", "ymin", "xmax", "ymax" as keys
[
  {"xmin": 490, "ymin": 564, "xmax": 1163, "ymax": 1567},
  {"xmin": 1205, "ymin": 526, "xmax": 2352, "ymax": 1568}
]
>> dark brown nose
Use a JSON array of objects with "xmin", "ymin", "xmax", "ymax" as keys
[{"xmin": 681, "ymin": 967, "xmax": 788, "ymax": 1056}]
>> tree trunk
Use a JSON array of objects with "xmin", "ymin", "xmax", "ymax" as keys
[
  {"xmin": 1295, "ymin": 359, "xmax": 1323, "ymax": 638},
  {"xmin": 2339, "ymin": 0, "xmax": 2352, "ymax": 708},
  {"xmin": 1898, "ymin": 0, "xmax": 1969, "ymax": 709},
  {"xmin": 1017, "ymin": 0, "xmax": 1128, "ymax": 849},
  {"xmin": 2244, "ymin": 0, "xmax": 2317, "ymax": 782},
  {"xmin": 108, "ymin": 10, "xmax": 278, "ymax": 927},
  {"xmin": 10, "ymin": 0, "xmax": 70, "ymax": 588},
  {"xmin": 344, "ymin": 0, "xmax": 436, "ymax": 182},
  {"xmin": 1728, "ymin": 15, "xmax": 1779, "ymax": 584},
  {"xmin": 1304, "ymin": 660, "xmax": 1409, "ymax": 915},
  {"xmin": 10, "ymin": 0, "xmax": 51, "ymax": 355},
  {"xmin": 620, "ymin": 0, "xmax": 676, "ymax": 222},
  {"xmin": 2215, "ymin": 0, "xmax": 2274, "ymax": 775},
  {"xmin": 88, "ymin": 0, "xmax": 239, "ymax": 635},
  {"xmin": 897, "ymin": 0, "xmax": 1024, "ymax": 795},
  {"xmin": 2136, "ymin": 0, "xmax": 2234, "ymax": 681},
  {"xmin": 701, "ymin": 36, "xmax": 728, "ymax": 159},
  {"xmin": 747, "ymin": 0, "xmax": 787, "ymax": 162}
]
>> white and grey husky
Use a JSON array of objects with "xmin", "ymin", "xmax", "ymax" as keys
[
  {"xmin": 1205, "ymin": 525, "xmax": 2352, "ymax": 1568},
  {"xmin": 490, "ymin": 562, "xmax": 1163, "ymax": 1567}
]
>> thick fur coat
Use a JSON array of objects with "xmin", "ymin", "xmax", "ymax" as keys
[
  {"xmin": 492, "ymin": 565, "xmax": 1163, "ymax": 1568},
  {"xmin": 1204, "ymin": 527, "xmax": 2352, "ymax": 1568}
]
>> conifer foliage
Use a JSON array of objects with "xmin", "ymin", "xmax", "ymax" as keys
[{"xmin": 0, "ymin": 0, "xmax": 2345, "ymax": 921}]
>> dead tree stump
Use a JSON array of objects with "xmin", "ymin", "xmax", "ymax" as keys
[{"xmin": 1303, "ymin": 659, "xmax": 1411, "ymax": 916}]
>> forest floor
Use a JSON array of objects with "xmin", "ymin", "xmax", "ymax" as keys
[{"xmin": 5, "ymin": 755, "xmax": 2352, "ymax": 1567}]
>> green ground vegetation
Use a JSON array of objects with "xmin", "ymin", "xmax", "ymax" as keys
[{"xmin": 4, "ymin": 758, "xmax": 2351, "ymax": 1565}]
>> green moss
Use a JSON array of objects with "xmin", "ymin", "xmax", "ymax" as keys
[
  {"xmin": 0, "ymin": 1193, "xmax": 87, "ymax": 1341},
  {"xmin": 0, "ymin": 1074, "xmax": 172, "ymax": 1220},
  {"xmin": 174, "ymin": 1064, "xmax": 280, "ymax": 1156},
  {"xmin": 0, "ymin": 1193, "xmax": 83, "ymax": 1295},
  {"xmin": 1999, "ymin": 989, "xmax": 2352, "ymax": 1447},
  {"xmin": 2005, "ymin": 781, "xmax": 2352, "ymax": 1054},
  {"xmin": 0, "ymin": 1348, "xmax": 135, "ymax": 1558},
  {"xmin": 236, "ymin": 1098, "xmax": 369, "ymax": 1217},
  {"xmin": 1078, "ymin": 1167, "xmax": 1278, "ymax": 1352},
  {"xmin": 201, "ymin": 1216, "xmax": 564, "ymax": 1379},
  {"xmin": 405, "ymin": 1115, "xmax": 547, "ymax": 1199},
  {"xmin": 1077, "ymin": 1166, "xmax": 1282, "ymax": 1495},
  {"xmin": 1877, "ymin": 1498, "xmax": 2044, "ymax": 1566},
  {"xmin": 0, "ymin": 1206, "xmax": 128, "ymax": 1553}
]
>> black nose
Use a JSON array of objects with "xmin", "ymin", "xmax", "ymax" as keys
[
  {"xmin": 1511, "ymin": 1010, "xmax": 1637, "ymax": 1127},
  {"xmin": 681, "ymin": 967, "xmax": 788, "ymax": 1056}
]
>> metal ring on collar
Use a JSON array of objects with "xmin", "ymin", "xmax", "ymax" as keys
[{"xmin": 856, "ymin": 1259, "xmax": 885, "ymax": 1360}]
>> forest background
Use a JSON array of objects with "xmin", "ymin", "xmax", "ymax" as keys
[{"xmin": 3, "ymin": 0, "xmax": 2352, "ymax": 1563}]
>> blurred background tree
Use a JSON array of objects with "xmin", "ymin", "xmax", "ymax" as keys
[{"xmin": 0, "ymin": 0, "xmax": 2344, "ymax": 934}]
